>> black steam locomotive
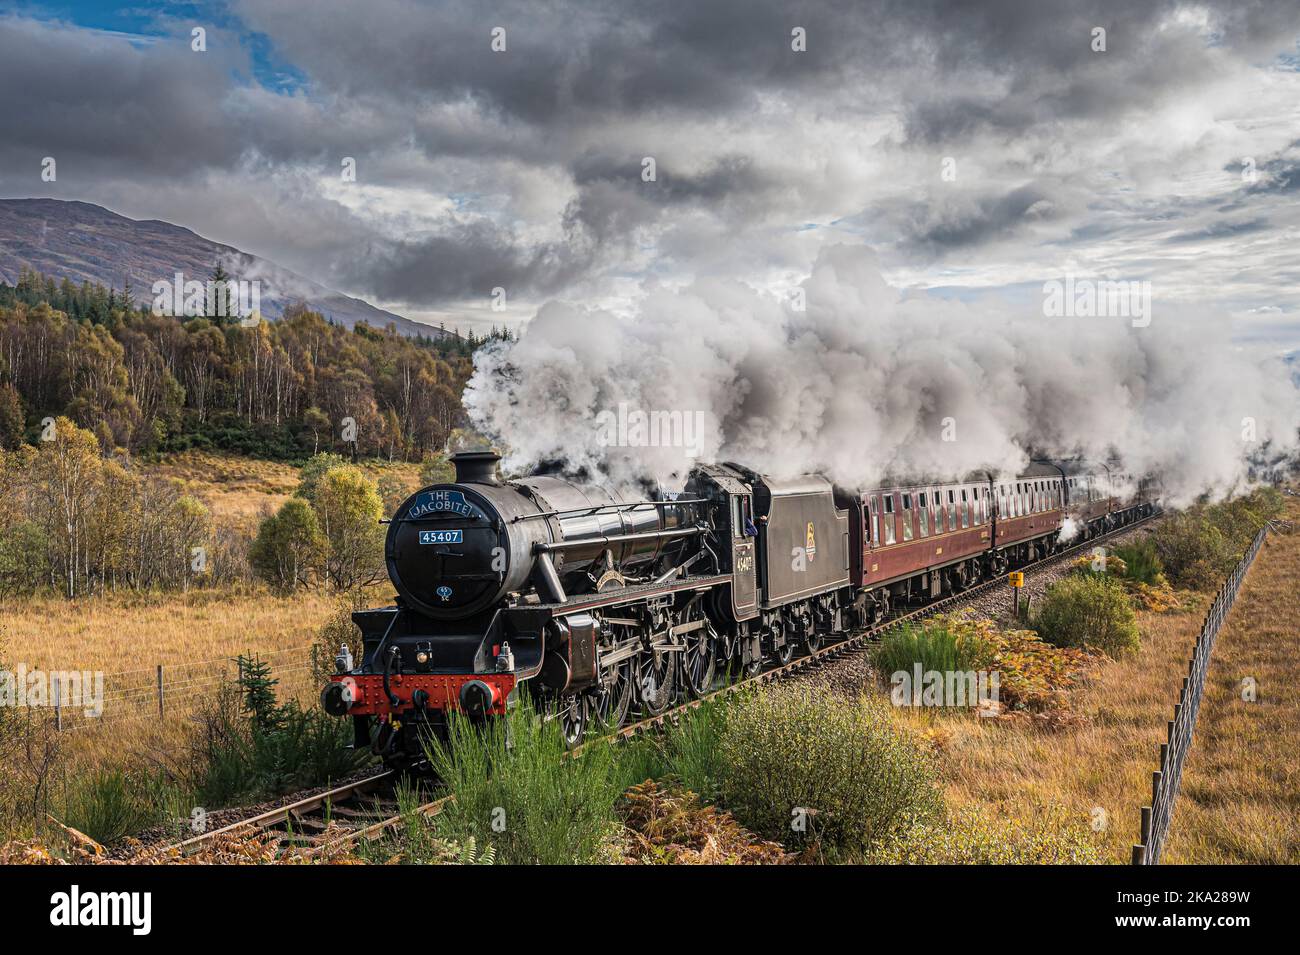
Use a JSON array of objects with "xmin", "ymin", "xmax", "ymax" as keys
[{"xmin": 322, "ymin": 449, "xmax": 1155, "ymax": 769}]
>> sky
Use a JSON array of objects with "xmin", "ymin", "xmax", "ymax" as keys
[{"xmin": 1, "ymin": 1, "xmax": 1299, "ymax": 345}]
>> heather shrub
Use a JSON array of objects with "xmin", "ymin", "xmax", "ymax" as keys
[
  {"xmin": 717, "ymin": 686, "xmax": 940, "ymax": 855},
  {"xmin": 871, "ymin": 805, "xmax": 1108, "ymax": 864},
  {"xmin": 1034, "ymin": 574, "xmax": 1139, "ymax": 658}
]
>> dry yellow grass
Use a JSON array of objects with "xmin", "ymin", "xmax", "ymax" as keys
[
  {"xmin": 894, "ymin": 590, "xmax": 1212, "ymax": 862},
  {"xmin": 1, "ymin": 586, "xmax": 354, "ymax": 771},
  {"xmin": 6, "ymin": 588, "xmax": 338, "ymax": 676},
  {"xmin": 148, "ymin": 450, "xmax": 300, "ymax": 522},
  {"xmin": 147, "ymin": 449, "xmax": 422, "ymax": 523},
  {"xmin": 1163, "ymin": 499, "xmax": 1299, "ymax": 863}
]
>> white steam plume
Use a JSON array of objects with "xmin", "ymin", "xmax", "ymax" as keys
[{"xmin": 464, "ymin": 245, "xmax": 1298, "ymax": 504}]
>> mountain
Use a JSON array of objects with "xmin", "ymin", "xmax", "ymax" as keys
[{"xmin": 0, "ymin": 198, "xmax": 447, "ymax": 338}]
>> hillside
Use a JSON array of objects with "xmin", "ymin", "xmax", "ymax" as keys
[{"xmin": 0, "ymin": 198, "xmax": 445, "ymax": 338}]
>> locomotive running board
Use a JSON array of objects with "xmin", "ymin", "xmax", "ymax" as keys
[{"xmin": 533, "ymin": 573, "xmax": 730, "ymax": 615}]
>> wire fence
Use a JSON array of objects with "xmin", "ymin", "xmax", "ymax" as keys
[
  {"xmin": 39, "ymin": 644, "xmax": 319, "ymax": 734},
  {"xmin": 1131, "ymin": 525, "xmax": 1268, "ymax": 865}
]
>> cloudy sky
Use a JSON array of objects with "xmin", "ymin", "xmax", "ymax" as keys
[{"xmin": 2, "ymin": 0, "xmax": 1299, "ymax": 344}]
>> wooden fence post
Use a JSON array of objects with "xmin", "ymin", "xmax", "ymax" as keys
[
  {"xmin": 157, "ymin": 664, "xmax": 164, "ymax": 718},
  {"xmin": 53, "ymin": 674, "xmax": 62, "ymax": 731}
]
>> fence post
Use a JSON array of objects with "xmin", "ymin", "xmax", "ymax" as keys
[
  {"xmin": 157, "ymin": 664, "xmax": 164, "ymax": 718},
  {"xmin": 53, "ymin": 674, "xmax": 62, "ymax": 731}
]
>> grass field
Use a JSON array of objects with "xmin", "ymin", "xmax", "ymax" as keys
[
  {"xmin": 1163, "ymin": 497, "xmax": 1299, "ymax": 863},
  {"xmin": 893, "ymin": 597, "xmax": 1208, "ymax": 862},
  {"xmin": 891, "ymin": 500, "xmax": 1297, "ymax": 863},
  {"xmin": 149, "ymin": 449, "xmax": 422, "ymax": 523},
  {"xmin": 1, "ymin": 587, "xmax": 347, "ymax": 768},
  {"xmin": 6, "ymin": 587, "xmax": 338, "ymax": 676}
]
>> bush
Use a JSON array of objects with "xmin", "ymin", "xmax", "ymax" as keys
[
  {"xmin": 1153, "ymin": 489, "xmax": 1282, "ymax": 590},
  {"xmin": 917, "ymin": 617, "xmax": 1089, "ymax": 712},
  {"xmin": 1111, "ymin": 539, "xmax": 1164, "ymax": 585},
  {"xmin": 249, "ymin": 498, "xmax": 325, "ymax": 590},
  {"xmin": 61, "ymin": 769, "xmax": 164, "ymax": 846},
  {"xmin": 870, "ymin": 805, "xmax": 1108, "ymax": 864},
  {"xmin": 426, "ymin": 700, "xmax": 622, "ymax": 865},
  {"xmin": 658, "ymin": 696, "xmax": 729, "ymax": 801},
  {"xmin": 875, "ymin": 621, "xmax": 991, "ymax": 679},
  {"xmin": 1034, "ymin": 575, "xmax": 1139, "ymax": 658},
  {"xmin": 1151, "ymin": 512, "xmax": 1236, "ymax": 590},
  {"xmin": 716, "ymin": 687, "xmax": 940, "ymax": 856},
  {"xmin": 191, "ymin": 658, "xmax": 368, "ymax": 806}
]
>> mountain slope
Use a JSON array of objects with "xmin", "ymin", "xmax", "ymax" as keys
[{"xmin": 0, "ymin": 198, "xmax": 445, "ymax": 337}]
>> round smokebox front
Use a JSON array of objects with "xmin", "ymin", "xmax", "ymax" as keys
[{"xmin": 386, "ymin": 485, "xmax": 509, "ymax": 619}]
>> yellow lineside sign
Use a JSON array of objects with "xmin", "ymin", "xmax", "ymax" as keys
[{"xmin": 1008, "ymin": 572, "xmax": 1024, "ymax": 588}]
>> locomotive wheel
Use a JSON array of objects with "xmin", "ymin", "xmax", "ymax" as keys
[
  {"xmin": 593, "ymin": 659, "xmax": 635, "ymax": 730},
  {"xmin": 554, "ymin": 693, "xmax": 588, "ymax": 749},
  {"xmin": 771, "ymin": 624, "xmax": 794, "ymax": 666},
  {"xmin": 681, "ymin": 621, "xmax": 718, "ymax": 698},
  {"xmin": 637, "ymin": 648, "xmax": 676, "ymax": 717},
  {"xmin": 802, "ymin": 628, "xmax": 824, "ymax": 655}
]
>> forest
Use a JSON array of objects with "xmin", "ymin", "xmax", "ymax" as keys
[
  {"xmin": 0, "ymin": 268, "xmax": 503, "ymax": 598},
  {"xmin": 0, "ymin": 267, "xmax": 507, "ymax": 460}
]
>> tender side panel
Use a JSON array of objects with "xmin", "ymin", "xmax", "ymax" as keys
[{"xmin": 759, "ymin": 486, "xmax": 850, "ymax": 607}]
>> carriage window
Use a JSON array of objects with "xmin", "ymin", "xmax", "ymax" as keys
[
  {"xmin": 961, "ymin": 488, "xmax": 971, "ymax": 527},
  {"xmin": 883, "ymin": 495, "xmax": 896, "ymax": 544},
  {"xmin": 917, "ymin": 494, "xmax": 929, "ymax": 536},
  {"xmin": 868, "ymin": 497, "xmax": 879, "ymax": 545},
  {"xmin": 901, "ymin": 494, "xmax": 914, "ymax": 542}
]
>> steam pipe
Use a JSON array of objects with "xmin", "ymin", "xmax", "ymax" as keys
[
  {"xmin": 531, "ymin": 525, "xmax": 705, "ymax": 553},
  {"xmin": 511, "ymin": 498, "xmax": 707, "ymax": 523}
]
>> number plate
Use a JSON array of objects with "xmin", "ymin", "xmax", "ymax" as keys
[{"xmin": 419, "ymin": 530, "xmax": 463, "ymax": 545}]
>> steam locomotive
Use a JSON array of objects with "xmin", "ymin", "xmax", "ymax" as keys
[{"xmin": 321, "ymin": 450, "xmax": 1157, "ymax": 768}]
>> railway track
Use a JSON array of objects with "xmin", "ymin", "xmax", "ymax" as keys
[
  {"xmin": 168, "ymin": 770, "xmax": 447, "ymax": 859},
  {"xmin": 169, "ymin": 513, "xmax": 1157, "ymax": 859}
]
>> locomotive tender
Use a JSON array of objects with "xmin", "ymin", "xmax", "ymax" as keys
[{"xmin": 322, "ymin": 450, "xmax": 1157, "ymax": 768}]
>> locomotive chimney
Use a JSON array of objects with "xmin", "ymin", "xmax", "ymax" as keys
[{"xmin": 451, "ymin": 449, "xmax": 502, "ymax": 485}]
